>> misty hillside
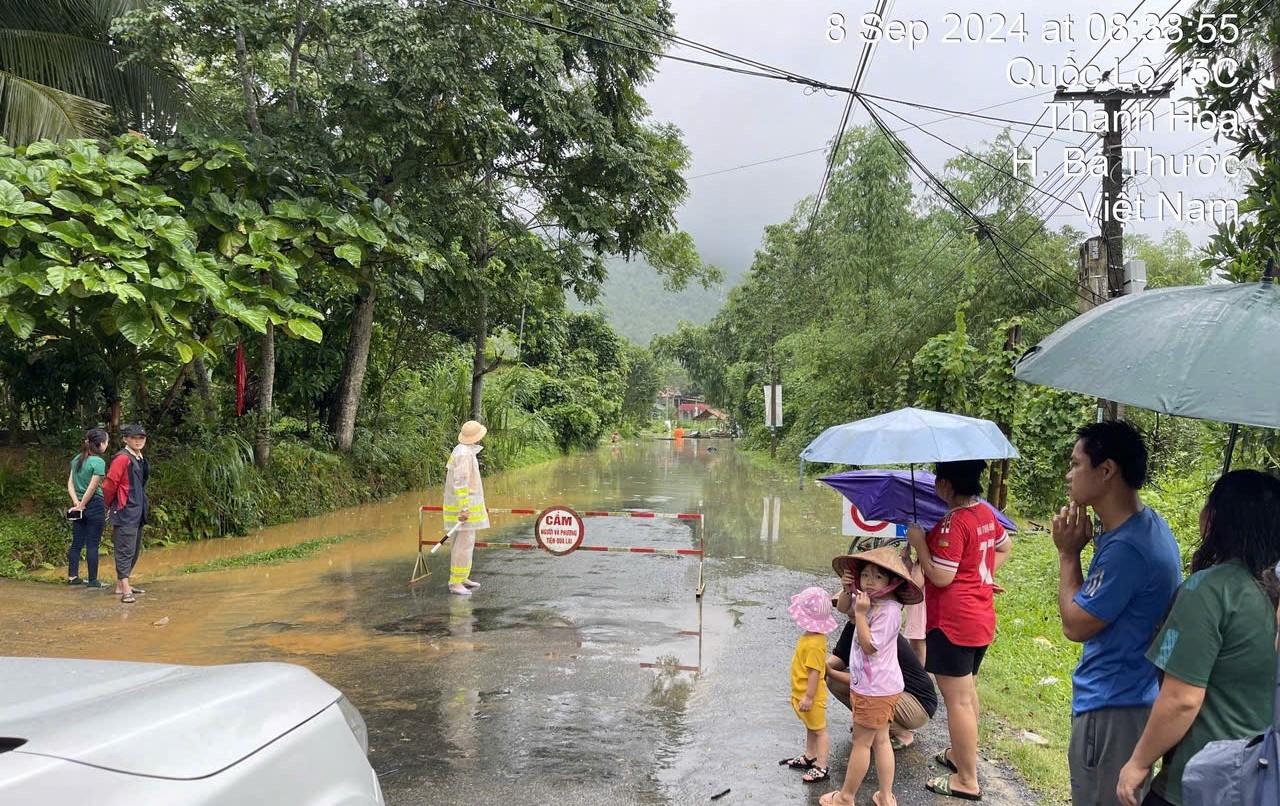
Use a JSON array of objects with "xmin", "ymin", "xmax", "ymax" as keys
[{"xmin": 581, "ymin": 257, "xmax": 748, "ymax": 345}]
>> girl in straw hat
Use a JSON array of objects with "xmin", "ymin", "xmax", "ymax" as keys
[
  {"xmin": 781, "ymin": 586, "xmax": 839, "ymax": 784},
  {"xmin": 820, "ymin": 546, "xmax": 924, "ymax": 806},
  {"xmin": 443, "ymin": 420, "xmax": 490, "ymax": 595}
]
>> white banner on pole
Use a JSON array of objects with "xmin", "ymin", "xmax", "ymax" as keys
[{"xmin": 763, "ymin": 384, "xmax": 783, "ymax": 427}]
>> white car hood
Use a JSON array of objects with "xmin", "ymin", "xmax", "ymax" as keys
[{"xmin": 0, "ymin": 658, "xmax": 339, "ymax": 779}]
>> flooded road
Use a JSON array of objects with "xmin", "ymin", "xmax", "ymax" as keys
[{"xmin": 0, "ymin": 439, "xmax": 1035, "ymax": 805}]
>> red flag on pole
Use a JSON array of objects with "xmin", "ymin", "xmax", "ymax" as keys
[{"xmin": 234, "ymin": 343, "xmax": 246, "ymax": 417}]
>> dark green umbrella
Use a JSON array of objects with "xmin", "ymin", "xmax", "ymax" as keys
[{"xmin": 1014, "ymin": 271, "xmax": 1278, "ymax": 468}]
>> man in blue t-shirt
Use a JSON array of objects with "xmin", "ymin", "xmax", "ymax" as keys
[{"xmin": 1052, "ymin": 421, "xmax": 1181, "ymax": 806}]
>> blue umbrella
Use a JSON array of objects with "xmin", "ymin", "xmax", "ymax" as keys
[
  {"xmin": 820, "ymin": 469, "xmax": 1017, "ymax": 532},
  {"xmin": 800, "ymin": 407, "xmax": 1020, "ymax": 466},
  {"xmin": 799, "ymin": 407, "xmax": 1019, "ymax": 519}
]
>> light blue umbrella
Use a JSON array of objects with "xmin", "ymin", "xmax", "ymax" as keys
[
  {"xmin": 1013, "ymin": 278, "xmax": 1280, "ymax": 429},
  {"xmin": 800, "ymin": 407, "xmax": 1020, "ymax": 466}
]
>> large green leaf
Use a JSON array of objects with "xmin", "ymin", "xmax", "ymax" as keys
[
  {"xmin": 286, "ymin": 318, "xmax": 323, "ymax": 343},
  {"xmin": 46, "ymin": 218, "xmax": 91, "ymax": 246},
  {"xmin": 218, "ymin": 230, "xmax": 246, "ymax": 258},
  {"xmin": 115, "ymin": 302, "xmax": 156, "ymax": 344},
  {"xmin": 0, "ymin": 178, "xmax": 23, "ymax": 210},
  {"xmin": 334, "ymin": 242, "xmax": 362, "ymax": 267},
  {"xmin": 233, "ymin": 305, "xmax": 269, "ymax": 333},
  {"xmin": 37, "ymin": 240, "xmax": 71, "ymax": 263},
  {"xmin": 4, "ymin": 307, "xmax": 35, "ymax": 338},
  {"xmin": 186, "ymin": 259, "xmax": 228, "ymax": 298}
]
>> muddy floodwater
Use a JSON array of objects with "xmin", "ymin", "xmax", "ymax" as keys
[{"xmin": 0, "ymin": 439, "xmax": 1035, "ymax": 805}]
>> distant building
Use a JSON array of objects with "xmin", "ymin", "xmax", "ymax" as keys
[
  {"xmin": 692, "ymin": 407, "xmax": 728, "ymax": 426},
  {"xmin": 676, "ymin": 401, "xmax": 709, "ymax": 420}
]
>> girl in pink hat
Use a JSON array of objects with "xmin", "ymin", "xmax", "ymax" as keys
[{"xmin": 780, "ymin": 585, "xmax": 839, "ymax": 784}]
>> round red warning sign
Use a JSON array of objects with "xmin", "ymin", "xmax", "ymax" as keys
[{"xmin": 535, "ymin": 506, "xmax": 585, "ymax": 556}]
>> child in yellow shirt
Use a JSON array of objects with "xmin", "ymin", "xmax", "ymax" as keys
[{"xmin": 780, "ymin": 585, "xmax": 839, "ymax": 783}]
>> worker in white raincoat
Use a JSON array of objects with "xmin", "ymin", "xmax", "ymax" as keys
[{"xmin": 443, "ymin": 420, "xmax": 490, "ymax": 595}]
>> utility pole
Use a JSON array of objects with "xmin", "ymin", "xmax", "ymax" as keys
[
  {"xmin": 1056, "ymin": 85, "xmax": 1169, "ymax": 420},
  {"xmin": 769, "ymin": 324, "xmax": 779, "ymax": 459},
  {"xmin": 1055, "ymin": 86, "xmax": 1169, "ymax": 297}
]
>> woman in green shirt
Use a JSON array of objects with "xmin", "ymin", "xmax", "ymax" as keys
[
  {"xmin": 65, "ymin": 428, "xmax": 109, "ymax": 587},
  {"xmin": 1116, "ymin": 469, "xmax": 1280, "ymax": 806}
]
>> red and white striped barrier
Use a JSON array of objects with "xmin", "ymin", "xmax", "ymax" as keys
[{"xmin": 413, "ymin": 504, "xmax": 706, "ymax": 599}]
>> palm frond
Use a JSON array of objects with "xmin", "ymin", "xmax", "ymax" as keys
[
  {"xmin": 0, "ymin": 70, "xmax": 110, "ymax": 144},
  {"xmin": 1, "ymin": 0, "xmax": 150, "ymax": 35},
  {"xmin": 0, "ymin": 29, "xmax": 188, "ymax": 135}
]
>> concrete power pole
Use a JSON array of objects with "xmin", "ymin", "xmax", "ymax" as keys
[{"xmin": 1056, "ymin": 85, "xmax": 1169, "ymax": 419}]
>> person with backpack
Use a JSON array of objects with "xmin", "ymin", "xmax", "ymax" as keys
[
  {"xmin": 1179, "ymin": 566, "xmax": 1280, "ymax": 806},
  {"xmin": 1116, "ymin": 470, "xmax": 1280, "ymax": 806},
  {"xmin": 101, "ymin": 423, "xmax": 150, "ymax": 604}
]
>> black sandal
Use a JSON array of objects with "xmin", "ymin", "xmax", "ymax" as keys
[
  {"xmin": 779, "ymin": 754, "xmax": 815, "ymax": 769},
  {"xmin": 802, "ymin": 766, "xmax": 829, "ymax": 783}
]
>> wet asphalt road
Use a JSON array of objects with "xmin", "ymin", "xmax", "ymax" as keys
[{"xmin": 363, "ymin": 520, "xmax": 1036, "ymax": 805}]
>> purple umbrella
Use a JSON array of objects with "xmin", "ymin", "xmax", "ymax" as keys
[{"xmin": 819, "ymin": 469, "xmax": 1017, "ymax": 533}]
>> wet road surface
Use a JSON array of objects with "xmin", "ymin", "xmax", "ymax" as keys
[{"xmin": 0, "ymin": 440, "xmax": 1039, "ymax": 805}]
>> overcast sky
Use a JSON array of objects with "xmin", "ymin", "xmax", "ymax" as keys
[{"xmin": 638, "ymin": 0, "xmax": 1239, "ymax": 275}]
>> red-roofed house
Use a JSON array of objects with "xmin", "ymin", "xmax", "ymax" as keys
[{"xmin": 676, "ymin": 401, "xmax": 708, "ymax": 420}]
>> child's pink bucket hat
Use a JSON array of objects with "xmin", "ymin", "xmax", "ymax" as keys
[{"xmin": 788, "ymin": 586, "xmax": 838, "ymax": 634}]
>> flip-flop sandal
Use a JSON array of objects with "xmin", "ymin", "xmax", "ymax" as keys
[
  {"xmin": 936, "ymin": 748, "xmax": 958, "ymax": 772},
  {"xmin": 802, "ymin": 766, "xmax": 829, "ymax": 783},
  {"xmin": 926, "ymin": 774, "xmax": 981, "ymax": 801},
  {"xmin": 890, "ymin": 736, "xmax": 911, "ymax": 752},
  {"xmin": 818, "ymin": 792, "xmax": 854, "ymax": 806},
  {"xmin": 779, "ymin": 754, "xmax": 815, "ymax": 769},
  {"xmin": 120, "ymin": 594, "xmax": 136, "ymax": 604}
]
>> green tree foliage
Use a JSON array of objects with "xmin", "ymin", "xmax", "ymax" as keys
[
  {"xmin": 1170, "ymin": 2, "xmax": 1280, "ymax": 279},
  {"xmin": 1126, "ymin": 230, "xmax": 1210, "ymax": 289},
  {"xmin": 0, "ymin": 136, "xmax": 319, "ymax": 361},
  {"xmin": 620, "ymin": 343, "xmax": 661, "ymax": 424}
]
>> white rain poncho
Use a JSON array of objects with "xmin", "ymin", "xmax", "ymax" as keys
[{"xmin": 443, "ymin": 443, "xmax": 489, "ymax": 530}]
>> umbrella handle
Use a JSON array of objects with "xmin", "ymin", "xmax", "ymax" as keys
[{"xmin": 910, "ymin": 464, "xmax": 918, "ymax": 523}]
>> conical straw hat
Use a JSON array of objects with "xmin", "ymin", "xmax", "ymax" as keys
[{"xmin": 831, "ymin": 545, "xmax": 924, "ymax": 605}]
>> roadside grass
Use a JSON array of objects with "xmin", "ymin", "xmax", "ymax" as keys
[
  {"xmin": 176, "ymin": 535, "xmax": 349, "ymax": 574},
  {"xmin": 978, "ymin": 531, "xmax": 1081, "ymax": 805}
]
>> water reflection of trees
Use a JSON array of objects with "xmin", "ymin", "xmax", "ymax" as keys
[{"xmin": 477, "ymin": 441, "xmax": 852, "ymax": 577}]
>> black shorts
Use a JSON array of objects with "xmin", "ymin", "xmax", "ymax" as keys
[{"xmin": 924, "ymin": 628, "xmax": 988, "ymax": 678}]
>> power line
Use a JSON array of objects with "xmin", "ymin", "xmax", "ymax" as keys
[
  {"xmin": 445, "ymin": 0, "xmax": 851, "ymax": 92},
  {"xmin": 688, "ymin": 91, "xmax": 1077, "ymax": 182},
  {"xmin": 875, "ymin": 0, "xmax": 1165, "ymax": 344},
  {"xmin": 861, "ymin": 96, "xmax": 1087, "ymax": 212},
  {"xmin": 857, "ymin": 92, "xmax": 1058, "ymax": 130},
  {"xmin": 687, "ymin": 147, "xmax": 829, "ymax": 180},
  {"xmin": 546, "ymin": 0, "xmax": 815, "ymax": 83},
  {"xmin": 861, "ymin": 99, "xmax": 1090, "ymax": 310},
  {"xmin": 804, "ymin": 0, "xmax": 890, "ymax": 255}
]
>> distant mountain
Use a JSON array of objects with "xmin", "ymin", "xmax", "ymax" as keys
[{"xmin": 580, "ymin": 257, "xmax": 748, "ymax": 345}]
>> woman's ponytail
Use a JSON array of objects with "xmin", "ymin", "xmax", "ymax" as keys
[{"xmin": 75, "ymin": 428, "xmax": 109, "ymax": 473}]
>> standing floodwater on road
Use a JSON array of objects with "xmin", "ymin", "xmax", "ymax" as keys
[{"xmin": 0, "ymin": 440, "xmax": 1034, "ymax": 805}]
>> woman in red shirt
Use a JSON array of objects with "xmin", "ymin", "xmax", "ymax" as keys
[{"xmin": 906, "ymin": 460, "xmax": 1011, "ymax": 801}]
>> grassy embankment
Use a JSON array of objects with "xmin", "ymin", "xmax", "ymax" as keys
[
  {"xmin": 175, "ymin": 535, "xmax": 348, "ymax": 573},
  {"xmin": 979, "ymin": 531, "xmax": 1079, "ymax": 806}
]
